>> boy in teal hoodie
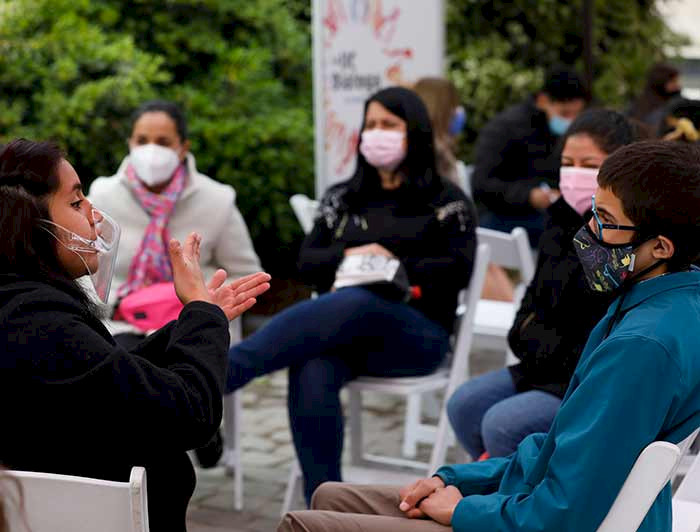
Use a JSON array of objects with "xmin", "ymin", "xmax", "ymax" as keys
[{"xmin": 278, "ymin": 140, "xmax": 700, "ymax": 532}]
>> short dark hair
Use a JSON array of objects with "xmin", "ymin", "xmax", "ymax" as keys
[
  {"xmin": 563, "ymin": 108, "xmax": 649, "ymax": 155},
  {"xmin": 0, "ymin": 139, "xmax": 95, "ymax": 308},
  {"xmin": 542, "ymin": 67, "xmax": 589, "ymax": 103},
  {"xmin": 130, "ymin": 100, "xmax": 188, "ymax": 140},
  {"xmin": 597, "ymin": 140, "xmax": 700, "ymax": 268}
]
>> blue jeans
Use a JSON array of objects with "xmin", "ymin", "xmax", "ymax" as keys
[
  {"xmin": 447, "ymin": 368, "xmax": 560, "ymax": 459},
  {"xmin": 226, "ymin": 287, "xmax": 449, "ymax": 504}
]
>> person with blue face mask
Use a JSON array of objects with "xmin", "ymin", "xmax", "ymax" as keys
[
  {"xmin": 278, "ymin": 140, "xmax": 700, "ymax": 532},
  {"xmin": 472, "ymin": 67, "xmax": 588, "ymax": 248}
]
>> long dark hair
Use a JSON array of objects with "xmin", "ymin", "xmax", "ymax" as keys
[
  {"xmin": 343, "ymin": 86, "xmax": 442, "ymax": 209},
  {"xmin": 0, "ymin": 139, "xmax": 96, "ymax": 310}
]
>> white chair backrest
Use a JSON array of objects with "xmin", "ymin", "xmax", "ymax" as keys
[
  {"xmin": 450, "ymin": 242, "xmax": 491, "ymax": 377},
  {"xmin": 290, "ymin": 194, "xmax": 320, "ymax": 235},
  {"xmin": 597, "ymin": 432, "xmax": 700, "ymax": 532},
  {"xmin": 476, "ymin": 226, "xmax": 535, "ymax": 285},
  {"xmin": 7, "ymin": 466, "xmax": 149, "ymax": 532},
  {"xmin": 675, "ymin": 430, "xmax": 700, "ymax": 504}
]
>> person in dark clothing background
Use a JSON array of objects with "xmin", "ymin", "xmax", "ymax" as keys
[
  {"xmin": 472, "ymin": 67, "xmax": 589, "ymax": 247},
  {"xmin": 627, "ymin": 62, "xmax": 681, "ymax": 130},
  {"xmin": 448, "ymin": 109, "xmax": 647, "ymax": 459},
  {"xmin": 225, "ymin": 87, "xmax": 477, "ymax": 504},
  {"xmin": 0, "ymin": 139, "xmax": 270, "ymax": 532}
]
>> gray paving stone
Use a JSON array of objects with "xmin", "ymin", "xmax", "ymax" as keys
[{"xmin": 187, "ymin": 348, "xmax": 503, "ymax": 531}]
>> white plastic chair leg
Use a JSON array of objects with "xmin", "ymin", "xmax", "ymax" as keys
[
  {"xmin": 281, "ymin": 460, "xmax": 302, "ymax": 517},
  {"xmin": 402, "ymin": 393, "xmax": 422, "ymax": 458},
  {"xmin": 349, "ymin": 388, "xmax": 364, "ymax": 466},
  {"xmin": 223, "ymin": 391, "xmax": 243, "ymax": 511}
]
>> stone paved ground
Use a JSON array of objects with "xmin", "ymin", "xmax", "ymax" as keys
[{"xmin": 186, "ymin": 348, "xmax": 503, "ymax": 532}]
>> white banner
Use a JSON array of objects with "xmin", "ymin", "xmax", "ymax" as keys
[{"xmin": 312, "ymin": 0, "xmax": 445, "ymax": 197}]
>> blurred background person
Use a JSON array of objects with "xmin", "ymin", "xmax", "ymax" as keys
[
  {"xmin": 225, "ymin": 87, "xmax": 477, "ymax": 505},
  {"xmin": 627, "ymin": 62, "xmax": 682, "ymax": 130},
  {"xmin": 447, "ymin": 109, "xmax": 646, "ymax": 460},
  {"xmin": 89, "ymin": 100, "xmax": 261, "ymax": 345},
  {"xmin": 414, "ymin": 77, "xmax": 514, "ymax": 302},
  {"xmin": 89, "ymin": 100, "xmax": 262, "ymax": 467},
  {"xmin": 471, "ymin": 67, "xmax": 589, "ymax": 248}
]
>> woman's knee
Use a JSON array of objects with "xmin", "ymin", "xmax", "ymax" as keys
[{"xmin": 446, "ymin": 385, "xmax": 468, "ymax": 428}]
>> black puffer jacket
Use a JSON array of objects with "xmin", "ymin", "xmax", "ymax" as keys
[
  {"xmin": 507, "ymin": 198, "xmax": 614, "ymax": 398},
  {"xmin": 0, "ymin": 274, "xmax": 230, "ymax": 532},
  {"xmin": 471, "ymin": 96, "xmax": 560, "ymax": 216}
]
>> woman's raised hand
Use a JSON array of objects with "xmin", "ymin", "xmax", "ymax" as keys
[
  {"xmin": 169, "ymin": 233, "xmax": 270, "ymax": 320},
  {"xmin": 207, "ymin": 270, "xmax": 271, "ymax": 321},
  {"xmin": 169, "ymin": 233, "xmax": 211, "ymax": 306}
]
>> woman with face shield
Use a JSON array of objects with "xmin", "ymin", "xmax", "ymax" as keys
[{"xmin": 0, "ymin": 139, "xmax": 270, "ymax": 532}]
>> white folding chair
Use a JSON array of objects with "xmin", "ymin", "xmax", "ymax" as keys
[
  {"xmin": 290, "ymin": 193, "xmax": 319, "ymax": 235},
  {"xmin": 597, "ymin": 429, "xmax": 700, "ymax": 532},
  {"xmin": 222, "ymin": 391, "xmax": 243, "ymax": 510},
  {"xmin": 473, "ymin": 227, "xmax": 534, "ymax": 364},
  {"xmin": 401, "ymin": 226, "xmax": 534, "ymax": 458},
  {"xmin": 280, "ymin": 243, "xmax": 491, "ymax": 515},
  {"xmin": 7, "ymin": 466, "xmax": 149, "ymax": 532},
  {"xmin": 673, "ymin": 431, "xmax": 700, "ymax": 532}
]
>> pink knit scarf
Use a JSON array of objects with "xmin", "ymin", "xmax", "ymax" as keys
[{"xmin": 116, "ymin": 162, "xmax": 187, "ymax": 299}]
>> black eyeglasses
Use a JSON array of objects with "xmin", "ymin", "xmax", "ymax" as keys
[{"xmin": 591, "ymin": 195, "xmax": 638, "ymax": 240}]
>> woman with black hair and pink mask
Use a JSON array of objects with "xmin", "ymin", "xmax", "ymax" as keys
[
  {"xmin": 447, "ymin": 109, "xmax": 649, "ymax": 461},
  {"xmin": 226, "ymin": 86, "xmax": 478, "ymax": 504}
]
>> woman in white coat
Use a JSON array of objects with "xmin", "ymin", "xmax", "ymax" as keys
[{"xmin": 89, "ymin": 100, "xmax": 261, "ymax": 466}]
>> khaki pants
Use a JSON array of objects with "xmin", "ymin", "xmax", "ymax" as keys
[{"xmin": 277, "ymin": 482, "xmax": 453, "ymax": 532}]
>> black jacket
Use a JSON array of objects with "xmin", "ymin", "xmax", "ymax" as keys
[
  {"xmin": 0, "ymin": 275, "xmax": 230, "ymax": 532},
  {"xmin": 471, "ymin": 97, "xmax": 560, "ymax": 216},
  {"xmin": 298, "ymin": 180, "xmax": 477, "ymax": 333},
  {"xmin": 507, "ymin": 198, "xmax": 613, "ymax": 398}
]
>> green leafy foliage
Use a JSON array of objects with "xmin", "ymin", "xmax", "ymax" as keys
[
  {"xmin": 0, "ymin": 0, "xmax": 685, "ymax": 273},
  {"xmin": 447, "ymin": 0, "xmax": 687, "ymax": 158},
  {"xmin": 0, "ymin": 0, "xmax": 313, "ymax": 272}
]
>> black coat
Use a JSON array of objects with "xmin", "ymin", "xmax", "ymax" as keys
[
  {"xmin": 298, "ymin": 180, "xmax": 477, "ymax": 333},
  {"xmin": 507, "ymin": 198, "xmax": 614, "ymax": 398},
  {"xmin": 471, "ymin": 97, "xmax": 560, "ymax": 216},
  {"xmin": 0, "ymin": 275, "xmax": 230, "ymax": 532}
]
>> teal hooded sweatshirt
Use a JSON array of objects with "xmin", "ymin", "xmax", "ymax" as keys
[{"xmin": 436, "ymin": 270, "xmax": 700, "ymax": 532}]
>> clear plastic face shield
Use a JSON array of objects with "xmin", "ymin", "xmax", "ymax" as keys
[{"xmin": 40, "ymin": 209, "xmax": 121, "ymax": 303}]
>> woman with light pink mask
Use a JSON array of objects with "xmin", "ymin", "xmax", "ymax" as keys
[{"xmin": 447, "ymin": 109, "xmax": 649, "ymax": 460}]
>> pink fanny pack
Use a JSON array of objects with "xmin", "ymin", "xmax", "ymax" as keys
[{"xmin": 114, "ymin": 282, "xmax": 184, "ymax": 332}]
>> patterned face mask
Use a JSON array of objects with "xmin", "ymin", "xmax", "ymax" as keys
[
  {"xmin": 572, "ymin": 194, "xmax": 643, "ymax": 293},
  {"xmin": 573, "ymin": 224, "xmax": 639, "ymax": 292}
]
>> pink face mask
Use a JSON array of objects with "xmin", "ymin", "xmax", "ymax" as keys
[
  {"xmin": 559, "ymin": 166, "xmax": 599, "ymax": 215},
  {"xmin": 360, "ymin": 129, "xmax": 406, "ymax": 172}
]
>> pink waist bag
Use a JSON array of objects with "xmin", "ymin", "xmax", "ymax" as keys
[{"xmin": 114, "ymin": 282, "xmax": 184, "ymax": 332}]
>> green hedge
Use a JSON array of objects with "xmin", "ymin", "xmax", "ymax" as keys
[
  {"xmin": 0, "ymin": 0, "xmax": 683, "ymax": 273},
  {"xmin": 0, "ymin": 0, "xmax": 314, "ymax": 272},
  {"xmin": 447, "ymin": 0, "xmax": 686, "ymax": 159}
]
